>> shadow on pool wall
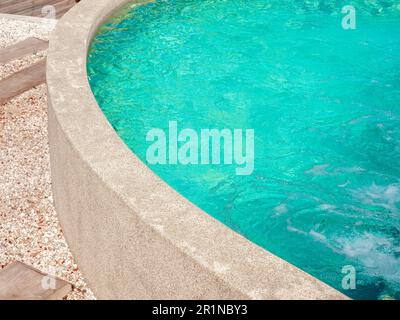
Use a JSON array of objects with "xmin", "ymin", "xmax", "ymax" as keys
[{"xmin": 46, "ymin": 0, "xmax": 348, "ymax": 299}]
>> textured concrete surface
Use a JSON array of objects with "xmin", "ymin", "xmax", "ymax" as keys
[{"xmin": 47, "ymin": 0, "xmax": 349, "ymax": 299}]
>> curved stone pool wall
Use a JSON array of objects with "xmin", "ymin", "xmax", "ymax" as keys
[{"xmin": 46, "ymin": 0, "xmax": 348, "ymax": 299}]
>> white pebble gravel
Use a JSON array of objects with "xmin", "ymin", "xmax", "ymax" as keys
[{"xmin": 0, "ymin": 15, "xmax": 95, "ymax": 300}]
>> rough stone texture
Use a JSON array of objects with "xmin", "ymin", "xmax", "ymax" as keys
[
  {"xmin": 0, "ymin": 15, "xmax": 94, "ymax": 300},
  {"xmin": 47, "ymin": 0, "xmax": 349, "ymax": 299}
]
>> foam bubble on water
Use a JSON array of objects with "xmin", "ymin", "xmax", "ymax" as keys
[
  {"xmin": 286, "ymin": 219, "xmax": 307, "ymax": 235},
  {"xmin": 309, "ymin": 230, "xmax": 327, "ymax": 242},
  {"xmin": 352, "ymin": 183, "xmax": 400, "ymax": 214},
  {"xmin": 304, "ymin": 163, "xmax": 330, "ymax": 176},
  {"xmin": 343, "ymin": 167, "xmax": 365, "ymax": 173},
  {"xmin": 338, "ymin": 233, "xmax": 400, "ymax": 286},
  {"xmin": 318, "ymin": 204, "xmax": 337, "ymax": 211},
  {"xmin": 380, "ymin": 294, "xmax": 396, "ymax": 300},
  {"xmin": 385, "ymin": 185, "xmax": 399, "ymax": 203},
  {"xmin": 338, "ymin": 180, "xmax": 351, "ymax": 188},
  {"xmin": 273, "ymin": 203, "xmax": 288, "ymax": 215},
  {"xmin": 348, "ymin": 115, "xmax": 372, "ymax": 125},
  {"xmin": 332, "ymin": 167, "xmax": 365, "ymax": 177},
  {"xmin": 286, "ymin": 221, "xmax": 338, "ymax": 254},
  {"xmin": 309, "ymin": 230, "xmax": 340, "ymax": 253}
]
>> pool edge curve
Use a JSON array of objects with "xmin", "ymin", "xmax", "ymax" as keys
[{"xmin": 46, "ymin": 0, "xmax": 349, "ymax": 300}]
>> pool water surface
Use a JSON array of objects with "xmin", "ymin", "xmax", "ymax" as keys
[{"xmin": 88, "ymin": 0, "xmax": 400, "ymax": 299}]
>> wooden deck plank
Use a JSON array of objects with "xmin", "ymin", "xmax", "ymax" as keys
[
  {"xmin": 0, "ymin": 37, "xmax": 48, "ymax": 65},
  {"xmin": 0, "ymin": 261, "xmax": 72, "ymax": 300},
  {"xmin": 0, "ymin": 0, "xmax": 56, "ymax": 15},
  {"xmin": 17, "ymin": 0, "xmax": 77, "ymax": 19},
  {"xmin": 0, "ymin": 0, "xmax": 77, "ymax": 18},
  {"xmin": 0, "ymin": 59, "xmax": 46, "ymax": 105}
]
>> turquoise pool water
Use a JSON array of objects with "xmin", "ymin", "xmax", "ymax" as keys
[{"xmin": 87, "ymin": 0, "xmax": 400, "ymax": 299}]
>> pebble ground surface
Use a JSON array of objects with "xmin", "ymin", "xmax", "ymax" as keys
[{"xmin": 0, "ymin": 16, "xmax": 95, "ymax": 300}]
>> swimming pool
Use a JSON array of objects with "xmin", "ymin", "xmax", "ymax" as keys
[{"xmin": 87, "ymin": 0, "xmax": 400, "ymax": 299}]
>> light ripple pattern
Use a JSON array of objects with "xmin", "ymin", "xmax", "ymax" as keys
[{"xmin": 88, "ymin": 0, "xmax": 400, "ymax": 299}]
